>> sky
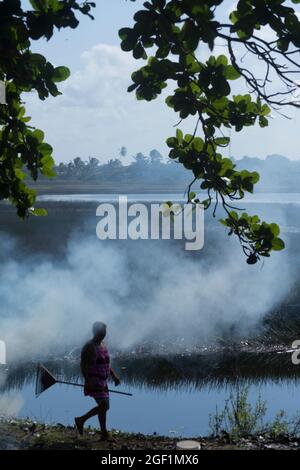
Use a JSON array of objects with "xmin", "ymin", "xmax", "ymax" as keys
[{"xmin": 20, "ymin": 0, "xmax": 300, "ymax": 163}]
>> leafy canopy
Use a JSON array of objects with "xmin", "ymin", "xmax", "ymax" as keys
[
  {"xmin": 0, "ymin": 0, "xmax": 95, "ymax": 217},
  {"xmin": 120, "ymin": 0, "xmax": 300, "ymax": 263}
]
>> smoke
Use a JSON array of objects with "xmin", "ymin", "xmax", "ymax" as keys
[
  {"xmin": 0, "ymin": 225, "xmax": 292, "ymax": 362},
  {"xmin": 0, "ymin": 393, "xmax": 23, "ymax": 417}
]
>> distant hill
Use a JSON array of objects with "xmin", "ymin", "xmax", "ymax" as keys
[{"xmin": 234, "ymin": 154, "xmax": 300, "ymax": 192}]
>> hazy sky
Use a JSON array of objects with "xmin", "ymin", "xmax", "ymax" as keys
[{"xmin": 21, "ymin": 0, "xmax": 300, "ymax": 163}]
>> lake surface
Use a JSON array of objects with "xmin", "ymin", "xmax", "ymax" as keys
[
  {"xmin": 14, "ymin": 378, "xmax": 300, "ymax": 437},
  {"xmin": 1, "ymin": 352, "xmax": 300, "ymax": 437}
]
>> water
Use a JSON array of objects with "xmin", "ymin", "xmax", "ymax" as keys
[
  {"xmin": 14, "ymin": 380, "xmax": 300, "ymax": 436},
  {"xmin": 1, "ymin": 355, "xmax": 300, "ymax": 437}
]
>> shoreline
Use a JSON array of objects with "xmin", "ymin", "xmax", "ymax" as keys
[
  {"xmin": 1, "ymin": 419, "xmax": 300, "ymax": 451},
  {"xmin": 26, "ymin": 180, "xmax": 300, "ymax": 196}
]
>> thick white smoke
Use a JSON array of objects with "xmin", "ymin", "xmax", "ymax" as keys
[{"xmin": 0, "ymin": 224, "xmax": 292, "ymax": 363}]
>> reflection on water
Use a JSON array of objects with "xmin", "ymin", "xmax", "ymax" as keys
[{"xmin": 1, "ymin": 352, "xmax": 300, "ymax": 436}]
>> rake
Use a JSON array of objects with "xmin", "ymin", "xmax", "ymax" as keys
[{"xmin": 35, "ymin": 363, "xmax": 133, "ymax": 397}]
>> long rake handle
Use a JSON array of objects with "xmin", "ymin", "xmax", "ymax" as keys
[{"xmin": 57, "ymin": 380, "xmax": 133, "ymax": 396}]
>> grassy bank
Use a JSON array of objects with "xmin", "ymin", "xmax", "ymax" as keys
[{"xmin": 1, "ymin": 419, "xmax": 300, "ymax": 451}]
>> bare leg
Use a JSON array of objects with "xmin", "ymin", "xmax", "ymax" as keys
[
  {"xmin": 75, "ymin": 406, "xmax": 99, "ymax": 435},
  {"xmin": 98, "ymin": 401, "xmax": 109, "ymax": 439}
]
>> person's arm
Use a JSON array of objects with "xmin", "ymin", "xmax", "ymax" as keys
[
  {"xmin": 110, "ymin": 367, "xmax": 120, "ymax": 386},
  {"xmin": 80, "ymin": 342, "xmax": 96, "ymax": 382}
]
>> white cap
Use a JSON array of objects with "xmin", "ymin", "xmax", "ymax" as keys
[{"xmin": 176, "ymin": 440, "xmax": 201, "ymax": 450}]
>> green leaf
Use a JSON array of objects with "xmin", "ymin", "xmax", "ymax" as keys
[
  {"xmin": 52, "ymin": 66, "xmax": 71, "ymax": 83},
  {"xmin": 272, "ymin": 238, "xmax": 285, "ymax": 251},
  {"xmin": 277, "ymin": 38, "xmax": 289, "ymax": 52},
  {"xmin": 14, "ymin": 169, "xmax": 27, "ymax": 181},
  {"xmin": 42, "ymin": 168, "xmax": 56, "ymax": 178},
  {"xmin": 176, "ymin": 129, "xmax": 183, "ymax": 144},
  {"xmin": 229, "ymin": 211, "xmax": 238, "ymax": 221},
  {"xmin": 270, "ymin": 223, "xmax": 280, "ymax": 237},
  {"xmin": 118, "ymin": 28, "xmax": 132, "ymax": 40},
  {"xmin": 30, "ymin": 53, "xmax": 47, "ymax": 65},
  {"xmin": 215, "ymin": 137, "xmax": 230, "ymax": 146},
  {"xmin": 261, "ymin": 104, "xmax": 271, "ymax": 116},
  {"xmin": 32, "ymin": 129, "xmax": 45, "ymax": 143},
  {"xmin": 192, "ymin": 137, "xmax": 204, "ymax": 152},
  {"xmin": 166, "ymin": 137, "xmax": 177, "ymax": 148},
  {"xmin": 184, "ymin": 134, "xmax": 194, "ymax": 144},
  {"xmin": 224, "ymin": 65, "xmax": 241, "ymax": 80},
  {"xmin": 29, "ymin": 0, "xmax": 47, "ymax": 11},
  {"xmin": 30, "ymin": 208, "xmax": 48, "ymax": 217},
  {"xmin": 229, "ymin": 11, "xmax": 239, "ymax": 24},
  {"xmin": 41, "ymin": 155, "xmax": 54, "ymax": 167},
  {"xmin": 251, "ymin": 172, "xmax": 260, "ymax": 184},
  {"xmin": 39, "ymin": 143, "xmax": 53, "ymax": 155},
  {"xmin": 217, "ymin": 55, "xmax": 228, "ymax": 66},
  {"xmin": 133, "ymin": 43, "xmax": 146, "ymax": 59},
  {"xmin": 259, "ymin": 116, "xmax": 269, "ymax": 128}
]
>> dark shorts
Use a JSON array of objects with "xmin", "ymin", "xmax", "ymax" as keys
[{"xmin": 94, "ymin": 397, "xmax": 110, "ymax": 410}]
